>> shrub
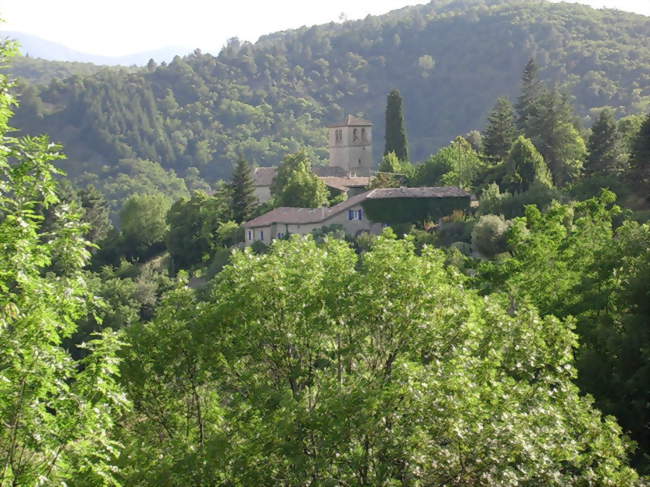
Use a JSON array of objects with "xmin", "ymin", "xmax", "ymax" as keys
[{"xmin": 471, "ymin": 214, "xmax": 510, "ymax": 258}]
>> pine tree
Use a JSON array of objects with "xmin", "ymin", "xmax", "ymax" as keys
[
  {"xmin": 483, "ymin": 97, "xmax": 517, "ymax": 162},
  {"xmin": 504, "ymin": 136, "xmax": 553, "ymax": 193},
  {"xmin": 230, "ymin": 156, "xmax": 258, "ymax": 223},
  {"xmin": 527, "ymin": 88, "xmax": 586, "ymax": 186},
  {"xmin": 384, "ymin": 89, "xmax": 409, "ymax": 162},
  {"xmin": 629, "ymin": 112, "xmax": 650, "ymax": 192},
  {"xmin": 515, "ymin": 58, "xmax": 543, "ymax": 133},
  {"xmin": 585, "ymin": 109, "xmax": 625, "ymax": 176}
]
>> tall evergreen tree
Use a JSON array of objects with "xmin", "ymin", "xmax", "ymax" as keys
[
  {"xmin": 629, "ymin": 111, "xmax": 650, "ymax": 193},
  {"xmin": 384, "ymin": 89, "xmax": 409, "ymax": 162},
  {"xmin": 515, "ymin": 58, "xmax": 543, "ymax": 133},
  {"xmin": 503, "ymin": 135, "xmax": 553, "ymax": 193},
  {"xmin": 483, "ymin": 97, "xmax": 517, "ymax": 162},
  {"xmin": 230, "ymin": 156, "xmax": 258, "ymax": 223},
  {"xmin": 527, "ymin": 88, "xmax": 586, "ymax": 186},
  {"xmin": 585, "ymin": 109, "xmax": 626, "ymax": 176},
  {"xmin": 78, "ymin": 185, "xmax": 113, "ymax": 246}
]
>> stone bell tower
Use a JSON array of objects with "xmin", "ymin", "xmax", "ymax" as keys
[{"xmin": 328, "ymin": 115, "xmax": 373, "ymax": 177}]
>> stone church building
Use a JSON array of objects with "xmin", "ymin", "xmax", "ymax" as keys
[
  {"xmin": 253, "ymin": 114, "xmax": 373, "ymax": 203},
  {"xmin": 244, "ymin": 114, "xmax": 471, "ymax": 247}
]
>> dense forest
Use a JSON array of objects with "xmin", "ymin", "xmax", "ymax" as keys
[
  {"xmin": 2, "ymin": 0, "xmax": 650, "ymax": 485},
  {"xmin": 8, "ymin": 0, "xmax": 650, "ymax": 192}
]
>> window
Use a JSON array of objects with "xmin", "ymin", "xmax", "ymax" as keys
[
  {"xmin": 277, "ymin": 232, "xmax": 285, "ymax": 238},
  {"xmin": 348, "ymin": 209, "xmax": 363, "ymax": 221},
  {"xmin": 361, "ymin": 128, "xmax": 366, "ymax": 141},
  {"xmin": 335, "ymin": 129, "xmax": 343, "ymax": 143},
  {"xmin": 260, "ymin": 230, "xmax": 264, "ymax": 241},
  {"xmin": 247, "ymin": 230, "xmax": 252, "ymax": 241},
  {"xmin": 353, "ymin": 128, "xmax": 358, "ymax": 141}
]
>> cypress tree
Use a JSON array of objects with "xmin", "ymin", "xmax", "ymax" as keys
[
  {"xmin": 585, "ymin": 109, "xmax": 625, "ymax": 176},
  {"xmin": 230, "ymin": 156, "xmax": 258, "ymax": 223},
  {"xmin": 629, "ymin": 111, "xmax": 650, "ymax": 191},
  {"xmin": 483, "ymin": 97, "xmax": 517, "ymax": 162},
  {"xmin": 515, "ymin": 58, "xmax": 543, "ymax": 133},
  {"xmin": 384, "ymin": 89, "xmax": 409, "ymax": 162}
]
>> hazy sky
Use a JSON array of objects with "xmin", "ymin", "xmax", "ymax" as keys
[{"xmin": 1, "ymin": 0, "xmax": 648, "ymax": 56}]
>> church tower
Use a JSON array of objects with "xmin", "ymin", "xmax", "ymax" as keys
[{"xmin": 328, "ymin": 115, "xmax": 373, "ymax": 176}]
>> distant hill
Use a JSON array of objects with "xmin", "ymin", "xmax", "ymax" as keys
[
  {"xmin": 9, "ymin": 0, "xmax": 650, "ymax": 187},
  {"xmin": 1, "ymin": 31, "xmax": 191, "ymax": 66}
]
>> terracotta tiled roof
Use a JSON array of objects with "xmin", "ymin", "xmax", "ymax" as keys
[
  {"xmin": 253, "ymin": 166, "xmax": 277, "ymax": 187},
  {"xmin": 244, "ymin": 186, "xmax": 470, "ymax": 228},
  {"xmin": 367, "ymin": 186, "xmax": 470, "ymax": 199},
  {"xmin": 327, "ymin": 114, "xmax": 373, "ymax": 128},
  {"xmin": 320, "ymin": 176, "xmax": 370, "ymax": 192},
  {"xmin": 244, "ymin": 207, "xmax": 330, "ymax": 227},
  {"xmin": 312, "ymin": 166, "xmax": 350, "ymax": 177}
]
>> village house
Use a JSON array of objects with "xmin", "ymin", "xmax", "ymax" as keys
[{"xmin": 243, "ymin": 186, "xmax": 471, "ymax": 245}]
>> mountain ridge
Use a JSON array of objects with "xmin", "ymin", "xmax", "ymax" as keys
[
  {"xmin": 1, "ymin": 30, "xmax": 192, "ymax": 66},
  {"xmin": 10, "ymin": 0, "xmax": 650, "ymax": 187}
]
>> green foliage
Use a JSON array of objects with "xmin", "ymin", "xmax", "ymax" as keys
[
  {"xmin": 272, "ymin": 150, "xmax": 328, "ymax": 208},
  {"xmin": 270, "ymin": 150, "xmax": 311, "ymax": 197},
  {"xmin": 471, "ymin": 214, "xmax": 510, "ymax": 258},
  {"xmin": 279, "ymin": 167, "xmax": 329, "ymax": 208},
  {"xmin": 311, "ymin": 223, "xmax": 347, "ymax": 242},
  {"xmin": 503, "ymin": 136, "xmax": 553, "ymax": 193},
  {"xmin": 77, "ymin": 184, "xmax": 113, "ymax": 245},
  {"xmin": 479, "ymin": 178, "xmax": 568, "ymax": 220},
  {"xmin": 586, "ymin": 108, "xmax": 626, "ymax": 176},
  {"xmin": 412, "ymin": 137, "xmax": 483, "ymax": 190},
  {"xmin": 384, "ymin": 89, "xmax": 409, "ymax": 161},
  {"xmin": 11, "ymin": 1, "xmax": 650, "ymax": 193},
  {"xmin": 525, "ymin": 89, "xmax": 586, "ymax": 186},
  {"xmin": 378, "ymin": 151, "xmax": 401, "ymax": 173},
  {"xmin": 114, "ymin": 234, "xmax": 639, "ymax": 484},
  {"xmin": 363, "ymin": 195, "xmax": 470, "ymax": 225},
  {"xmin": 483, "ymin": 96, "xmax": 517, "ymax": 162},
  {"xmin": 618, "ymin": 114, "xmax": 645, "ymax": 158},
  {"xmin": 230, "ymin": 157, "xmax": 257, "ymax": 223},
  {"xmin": 9, "ymin": 54, "xmax": 115, "ymax": 85},
  {"xmin": 117, "ymin": 283, "xmax": 225, "ymax": 484},
  {"xmin": 477, "ymin": 182, "xmax": 508, "ymax": 215},
  {"xmin": 369, "ymin": 171, "xmax": 402, "ymax": 189},
  {"xmin": 79, "ymin": 158, "xmax": 189, "ymax": 217},
  {"xmin": 120, "ymin": 192, "xmax": 172, "ymax": 258},
  {"xmin": 166, "ymin": 190, "xmax": 231, "ymax": 270},
  {"xmin": 515, "ymin": 58, "xmax": 543, "ymax": 132},
  {"xmin": 0, "ymin": 43, "xmax": 128, "ymax": 482},
  {"xmin": 411, "ymin": 151, "xmax": 453, "ymax": 187},
  {"xmin": 474, "ymin": 192, "xmax": 650, "ymax": 472},
  {"xmin": 629, "ymin": 111, "xmax": 650, "ymax": 193}
]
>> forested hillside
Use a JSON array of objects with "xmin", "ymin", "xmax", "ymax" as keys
[
  {"xmin": 4, "ymin": 4, "xmax": 650, "ymax": 483},
  {"xmin": 10, "ymin": 0, "xmax": 650, "ymax": 187}
]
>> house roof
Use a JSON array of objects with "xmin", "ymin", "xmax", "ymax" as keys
[
  {"xmin": 327, "ymin": 114, "xmax": 373, "ymax": 128},
  {"xmin": 244, "ymin": 207, "xmax": 330, "ymax": 227},
  {"xmin": 366, "ymin": 186, "xmax": 470, "ymax": 199},
  {"xmin": 253, "ymin": 166, "xmax": 277, "ymax": 187},
  {"xmin": 320, "ymin": 176, "xmax": 370, "ymax": 192},
  {"xmin": 244, "ymin": 186, "xmax": 470, "ymax": 228}
]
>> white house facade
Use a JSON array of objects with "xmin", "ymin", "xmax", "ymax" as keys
[
  {"xmin": 243, "ymin": 191, "xmax": 383, "ymax": 245},
  {"xmin": 243, "ymin": 186, "xmax": 471, "ymax": 246}
]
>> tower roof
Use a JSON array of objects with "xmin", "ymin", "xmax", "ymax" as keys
[{"xmin": 328, "ymin": 114, "xmax": 373, "ymax": 128}]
